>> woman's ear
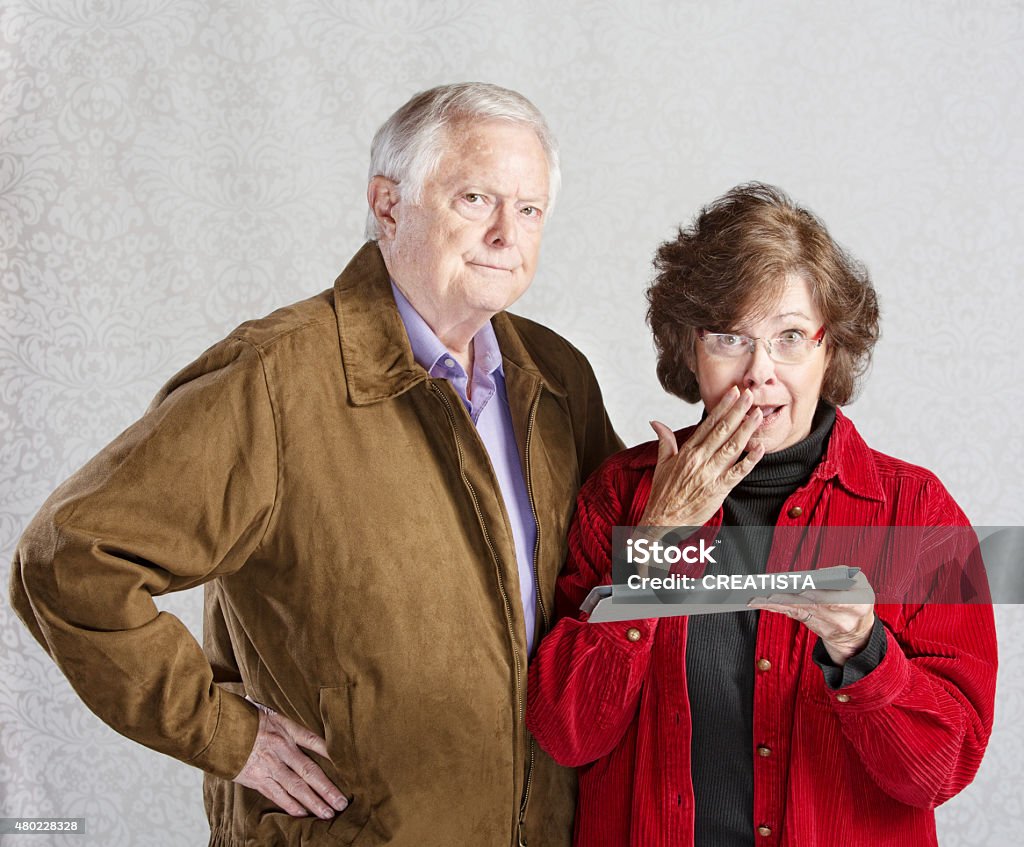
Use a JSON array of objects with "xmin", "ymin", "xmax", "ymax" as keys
[{"xmin": 682, "ymin": 332, "xmax": 697, "ymax": 373}]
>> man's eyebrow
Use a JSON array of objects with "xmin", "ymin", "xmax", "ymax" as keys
[{"xmin": 449, "ymin": 183, "xmax": 549, "ymax": 202}]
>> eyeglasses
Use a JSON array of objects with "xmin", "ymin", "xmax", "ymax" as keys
[{"xmin": 698, "ymin": 326, "xmax": 826, "ymax": 365}]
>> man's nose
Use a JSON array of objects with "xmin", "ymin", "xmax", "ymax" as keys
[
  {"xmin": 742, "ymin": 340, "xmax": 776, "ymax": 388},
  {"xmin": 486, "ymin": 204, "xmax": 518, "ymax": 247}
]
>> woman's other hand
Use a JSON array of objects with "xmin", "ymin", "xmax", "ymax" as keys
[{"xmin": 748, "ymin": 578, "xmax": 876, "ymax": 666}]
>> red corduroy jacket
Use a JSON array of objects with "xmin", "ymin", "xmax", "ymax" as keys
[{"xmin": 526, "ymin": 408, "xmax": 997, "ymax": 847}]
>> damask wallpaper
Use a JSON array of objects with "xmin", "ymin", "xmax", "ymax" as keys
[{"xmin": 1, "ymin": 1, "xmax": 1021, "ymax": 844}]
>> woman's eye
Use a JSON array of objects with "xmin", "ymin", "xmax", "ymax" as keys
[
  {"xmin": 720, "ymin": 334, "xmax": 744, "ymax": 346},
  {"xmin": 777, "ymin": 330, "xmax": 805, "ymax": 344}
]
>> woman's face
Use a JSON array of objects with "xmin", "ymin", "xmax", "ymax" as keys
[{"xmin": 693, "ymin": 274, "xmax": 829, "ymax": 454}]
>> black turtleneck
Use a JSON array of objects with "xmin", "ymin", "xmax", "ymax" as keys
[{"xmin": 686, "ymin": 402, "xmax": 835, "ymax": 847}]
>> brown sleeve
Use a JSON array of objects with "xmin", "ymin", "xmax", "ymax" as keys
[{"xmin": 8, "ymin": 336, "xmax": 277, "ymax": 780}]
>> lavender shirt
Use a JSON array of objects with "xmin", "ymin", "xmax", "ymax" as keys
[{"xmin": 391, "ymin": 282, "xmax": 538, "ymax": 653}]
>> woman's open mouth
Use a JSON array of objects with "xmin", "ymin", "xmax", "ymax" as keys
[{"xmin": 755, "ymin": 405, "xmax": 784, "ymax": 425}]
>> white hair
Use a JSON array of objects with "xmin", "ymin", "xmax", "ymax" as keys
[{"xmin": 365, "ymin": 82, "xmax": 561, "ymax": 240}]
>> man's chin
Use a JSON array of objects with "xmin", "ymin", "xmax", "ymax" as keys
[{"xmin": 465, "ymin": 279, "xmax": 532, "ymax": 313}]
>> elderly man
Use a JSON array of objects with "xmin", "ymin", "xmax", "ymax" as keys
[{"xmin": 10, "ymin": 83, "xmax": 621, "ymax": 846}]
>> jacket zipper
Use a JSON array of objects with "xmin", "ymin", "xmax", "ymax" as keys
[
  {"xmin": 428, "ymin": 382, "xmax": 526, "ymax": 843},
  {"xmin": 517, "ymin": 382, "xmax": 545, "ymax": 847}
]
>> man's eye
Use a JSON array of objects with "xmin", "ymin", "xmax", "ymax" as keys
[
  {"xmin": 464, "ymin": 193, "xmax": 484, "ymax": 203},
  {"xmin": 520, "ymin": 206, "xmax": 542, "ymax": 217}
]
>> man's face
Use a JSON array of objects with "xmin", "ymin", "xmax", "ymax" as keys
[{"xmin": 375, "ymin": 120, "xmax": 550, "ymax": 334}]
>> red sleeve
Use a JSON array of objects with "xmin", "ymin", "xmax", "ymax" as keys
[
  {"xmin": 526, "ymin": 459, "xmax": 659, "ymax": 767},
  {"xmin": 819, "ymin": 481, "xmax": 998, "ymax": 809}
]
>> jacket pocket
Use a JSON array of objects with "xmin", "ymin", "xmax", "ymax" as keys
[
  {"xmin": 242, "ymin": 684, "xmax": 376, "ymax": 845},
  {"xmin": 319, "ymin": 683, "xmax": 393, "ymax": 845}
]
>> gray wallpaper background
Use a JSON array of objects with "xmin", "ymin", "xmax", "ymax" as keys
[{"xmin": 1, "ymin": 1, "xmax": 1022, "ymax": 844}]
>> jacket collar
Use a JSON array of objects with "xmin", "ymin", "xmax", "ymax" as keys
[
  {"xmin": 810, "ymin": 406, "xmax": 885, "ymax": 502},
  {"xmin": 491, "ymin": 311, "xmax": 568, "ymax": 398},
  {"xmin": 333, "ymin": 242, "xmax": 565, "ymax": 406}
]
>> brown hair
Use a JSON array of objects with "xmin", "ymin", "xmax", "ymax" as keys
[{"xmin": 647, "ymin": 182, "xmax": 880, "ymax": 405}]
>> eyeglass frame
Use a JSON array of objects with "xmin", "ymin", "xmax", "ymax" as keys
[{"xmin": 697, "ymin": 326, "xmax": 827, "ymax": 363}]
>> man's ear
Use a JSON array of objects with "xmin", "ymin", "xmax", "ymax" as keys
[{"xmin": 367, "ymin": 176, "xmax": 400, "ymax": 240}]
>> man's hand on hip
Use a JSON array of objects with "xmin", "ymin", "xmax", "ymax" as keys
[{"xmin": 234, "ymin": 707, "xmax": 349, "ymax": 819}]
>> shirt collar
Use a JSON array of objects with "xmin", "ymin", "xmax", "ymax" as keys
[{"xmin": 390, "ymin": 280, "xmax": 504, "ymax": 378}]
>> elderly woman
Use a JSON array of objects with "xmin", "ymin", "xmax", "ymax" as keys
[{"xmin": 526, "ymin": 184, "xmax": 997, "ymax": 847}]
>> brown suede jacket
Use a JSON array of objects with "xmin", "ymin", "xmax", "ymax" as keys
[{"xmin": 10, "ymin": 242, "xmax": 622, "ymax": 846}]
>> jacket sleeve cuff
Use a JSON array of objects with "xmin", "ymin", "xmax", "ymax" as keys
[
  {"xmin": 591, "ymin": 618, "xmax": 659, "ymax": 656},
  {"xmin": 813, "ymin": 616, "xmax": 888, "ymax": 689},
  {"xmin": 822, "ymin": 627, "xmax": 911, "ymax": 713},
  {"xmin": 188, "ymin": 687, "xmax": 261, "ymax": 780}
]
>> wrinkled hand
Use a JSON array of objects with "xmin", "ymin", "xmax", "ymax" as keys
[
  {"xmin": 234, "ymin": 707, "xmax": 349, "ymax": 819},
  {"xmin": 748, "ymin": 578, "xmax": 876, "ymax": 666},
  {"xmin": 640, "ymin": 386, "xmax": 766, "ymax": 529}
]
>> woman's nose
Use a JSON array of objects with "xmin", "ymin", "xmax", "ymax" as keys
[{"xmin": 742, "ymin": 340, "xmax": 776, "ymax": 387}]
